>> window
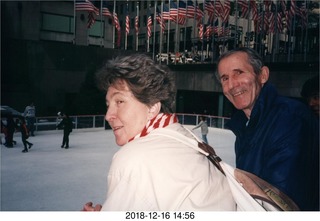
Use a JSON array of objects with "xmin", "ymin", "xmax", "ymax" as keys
[
  {"xmin": 88, "ymin": 20, "xmax": 105, "ymax": 37},
  {"xmin": 41, "ymin": 13, "xmax": 74, "ymax": 33}
]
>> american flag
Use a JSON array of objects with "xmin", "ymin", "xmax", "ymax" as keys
[
  {"xmin": 296, "ymin": 1, "xmax": 307, "ymax": 28},
  {"xmin": 102, "ymin": 1, "xmax": 112, "ymax": 19},
  {"xmin": 213, "ymin": 19, "xmax": 219, "ymax": 35},
  {"xmin": 289, "ymin": 0, "xmax": 296, "ymax": 17},
  {"xmin": 169, "ymin": 1, "xmax": 186, "ymax": 25},
  {"xmin": 268, "ymin": 12, "xmax": 275, "ymax": 33},
  {"xmin": 250, "ymin": 0, "xmax": 258, "ymax": 21},
  {"xmin": 280, "ymin": 0, "xmax": 287, "ymax": 13},
  {"xmin": 222, "ymin": 21, "xmax": 230, "ymax": 36},
  {"xmin": 238, "ymin": 0, "xmax": 249, "ymax": 19},
  {"xmin": 264, "ymin": 0, "xmax": 272, "ymax": 12},
  {"xmin": 186, "ymin": 0, "xmax": 196, "ymax": 19},
  {"xmin": 195, "ymin": 1, "xmax": 204, "ymax": 22},
  {"xmin": 285, "ymin": 10, "xmax": 291, "ymax": 31},
  {"xmin": 113, "ymin": 12, "xmax": 120, "ymax": 32},
  {"xmin": 135, "ymin": 15, "xmax": 139, "ymax": 34},
  {"xmin": 113, "ymin": 12, "xmax": 121, "ymax": 47},
  {"xmin": 264, "ymin": 12, "xmax": 271, "ymax": 33},
  {"xmin": 198, "ymin": 23, "xmax": 203, "ymax": 40},
  {"xmin": 205, "ymin": 0, "xmax": 215, "ymax": 23},
  {"xmin": 125, "ymin": 4, "xmax": 130, "ymax": 35},
  {"xmin": 75, "ymin": 0, "xmax": 99, "ymax": 15},
  {"xmin": 215, "ymin": 0, "xmax": 224, "ymax": 19},
  {"xmin": 156, "ymin": 7, "xmax": 166, "ymax": 33},
  {"xmin": 277, "ymin": 11, "xmax": 283, "ymax": 33},
  {"xmin": 135, "ymin": 2, "xmax": 139, "ymax": 34},
  {"xmin": 256, "ymin": 14, "xmax": 263, "ymax": 32},
  {"xmin": 147, "ymin": 11, "xmax": 152, "ymax": 38},
  {"xmin": 222, "ymin": 0, "xmax": 231, "ymax": 23},
  {"xmin": 178, "ymin": 0, "xmax": 187, "ymax": 18},
  {"xmin": 287, "ymin": 0, "xmax": 296, "ymax": 31},
  {"xmin": 87, "ymin": 11, "xmax": 95, "ymax": 28},
  {"xmin": 169, "ymin": 1, "xmax": 178, "ymax": 17},
  {"xmin": 161, "ymin": 4, "xmax": 171, "ymax": 20},
  {"xmin": 205, "ymin": 0, "xmax": 214, "ymax": 15},
  {"xmin": 126, "ymin": 15, "xmax": 130, "ymax": 34},
  {"xmin": 205, "ymin": 25, "xmax": 213, "ymax": 40}
]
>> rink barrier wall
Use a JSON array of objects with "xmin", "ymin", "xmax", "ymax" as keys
[{"xmin": 34, "ymin": 114, "xmax": 231, "ymax": 131}]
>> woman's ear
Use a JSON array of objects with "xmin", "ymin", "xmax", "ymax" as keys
[
  {"xmin": 259, "ymin": 66, "xmax": 269, "ymax": 84},
  {"xmin": 148, "ymin": 102, "xmax": 161, "ymax": 119}
]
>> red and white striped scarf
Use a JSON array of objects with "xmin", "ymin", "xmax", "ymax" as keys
[{"xmin": 128, "ymin": 113, "xmax": 178, "ymax": 142}]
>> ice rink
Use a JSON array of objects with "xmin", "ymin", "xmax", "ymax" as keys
[{"xmin": 1, "ymin": 125, "xmax": 236, "ymax": 211}]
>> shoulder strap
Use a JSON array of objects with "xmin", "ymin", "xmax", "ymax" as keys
[
  {"xmin": 155, "ymin": 125, "xmax": 299, "ymax": 211},
  {"xmin": 191, "ymin": 128, "xmax": 300, "ymax": 211}
]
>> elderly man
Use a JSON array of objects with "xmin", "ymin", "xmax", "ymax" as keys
[{"xmin": 216, "ymin": 47, "xmax": 319, "ymax": 211}]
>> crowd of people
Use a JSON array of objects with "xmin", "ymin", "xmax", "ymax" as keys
[{"xmin": 1, "ymin": 102, "xmax": 74, "ymax": 152}]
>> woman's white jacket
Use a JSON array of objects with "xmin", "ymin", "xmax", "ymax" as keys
[{"xmin": 101, "ymin": 123, "xmax": 235, "ymax": 211}]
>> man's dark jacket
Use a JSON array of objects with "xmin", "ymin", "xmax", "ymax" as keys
[{"xmin": 226, "ymin": 82, "xmax": 319, "ymax": 211}]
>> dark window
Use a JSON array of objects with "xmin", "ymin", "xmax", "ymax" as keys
[{"xmin": 41, "ymin": 13, "xmax": 74, "ymax": 33}]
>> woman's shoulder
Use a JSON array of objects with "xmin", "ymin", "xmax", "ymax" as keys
[{"xmin": 112, "ymin": 124, "xmax": 197, "ymax": 166}]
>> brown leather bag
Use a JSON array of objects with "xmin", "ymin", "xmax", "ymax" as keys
[{"xmin": 198, "ymin": 142, "xmax": 300, "ymax": 211}]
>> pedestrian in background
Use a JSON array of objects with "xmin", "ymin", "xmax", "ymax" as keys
[
  {"xmin": 192, "ymin": 116, "xmax": 209, "ymax": 144},
  {"xmin": 5, "ymin": 115, "xmax": 16, "ymax": 148},
  {"xmin": 16, "ymin": 118, "xmax": 33, "ymax": 153},
  {"xmin": 57, "ymin": 113, "xmax": 73, "ymax": 149},
  {"xmin": 24, "ymin": 102, "xmax": 36, "ymax": 136}
]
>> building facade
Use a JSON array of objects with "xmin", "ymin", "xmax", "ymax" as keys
[{"xmin": 1, "ymin": 1, "xmax": 319, "ymax": 116}]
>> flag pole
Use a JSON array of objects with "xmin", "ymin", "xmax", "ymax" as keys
[
  {"xmin": 193, "ymin": 0, "xmax": 197, "ymax": 56},
  {"xmin": 112, "ymin": 0, "xmax": 116, "ymax": 49},
  {"xmin": 174, "ymin": 0, "xmax": 180, "ymax": 64},
  {"xmin": 153, "ymin": 1, "xmax": 157, "ymax": 60},
  {"xmin": 159, "ymin": 0, "xmax": 164, "ymax": 64},
  {"xmin": 303, "ymin": 0, "xmax": 309, "ymax": 62},
  {"xmin": 183, "ymin": 1, "xmax": 187, "ymax": 58},
  {"xmin": 212, "ymin": 0, "xmax": 216, "ymax": 62},
  {"xmin": 167, "ymin": 0, "xmax": 171, "ymax": 65},
  {"xmin": 201, "ymin": 0, "xmax": 204, "ymax": 63},
  {"xmin": 100, "ymin": 0, "xmax": 103, "ymax": 47},
  {"xmin": 234, "ymin": 0, "xmax": 238, "ymax": 49},
  {"xmin": 136, "ymin": 1, "xmax": 139, "ymax": 51},
  {"xmin": 247, "ymin": 1, "xmax": 251, "ymax": 47},
  {"xmin": 147, "ymin": 2, "xmax": 150, "ymax": 53},
  {"xmin": 73, "ymin": 0, "xmax": 76, "ymax": 44},
  {"xmin": 125, "ymin": 1, "xmax": 128, "ymax": 50}
]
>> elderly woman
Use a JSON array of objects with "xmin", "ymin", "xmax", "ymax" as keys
[{"xmin": 83, "ymin": 54, "xmax": 235, "ymax": 211}]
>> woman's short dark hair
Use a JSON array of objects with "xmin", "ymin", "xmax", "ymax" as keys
[
  {"xmin": 96, "ymin": 54, "xmax": 176, "ymax": 113},
  {"xmin": 216, "ymin": 47, "xmax": 264, "ymax": 81}
]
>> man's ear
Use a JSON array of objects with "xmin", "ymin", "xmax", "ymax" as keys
[
  {"xmin": 148, "ymin": 102, "xmax": 161, "ymax": 119},
  {"xmin": 259, "ymin": 66, "xmax": 269, "ymax": 84}
]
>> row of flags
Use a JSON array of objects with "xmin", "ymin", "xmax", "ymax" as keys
[{"xmin": 75, "ymin": 0, "xmax": 310, "ymax": 48}]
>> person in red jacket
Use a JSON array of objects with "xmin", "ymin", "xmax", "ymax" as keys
[{"xmin": 16, "ymin": 118, "xmax": 33, "ymax": 153}]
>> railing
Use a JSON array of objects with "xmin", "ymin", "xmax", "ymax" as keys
[{"xmin": 34, "ymin": 114, "xmax": 231, "ymax": 131}]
